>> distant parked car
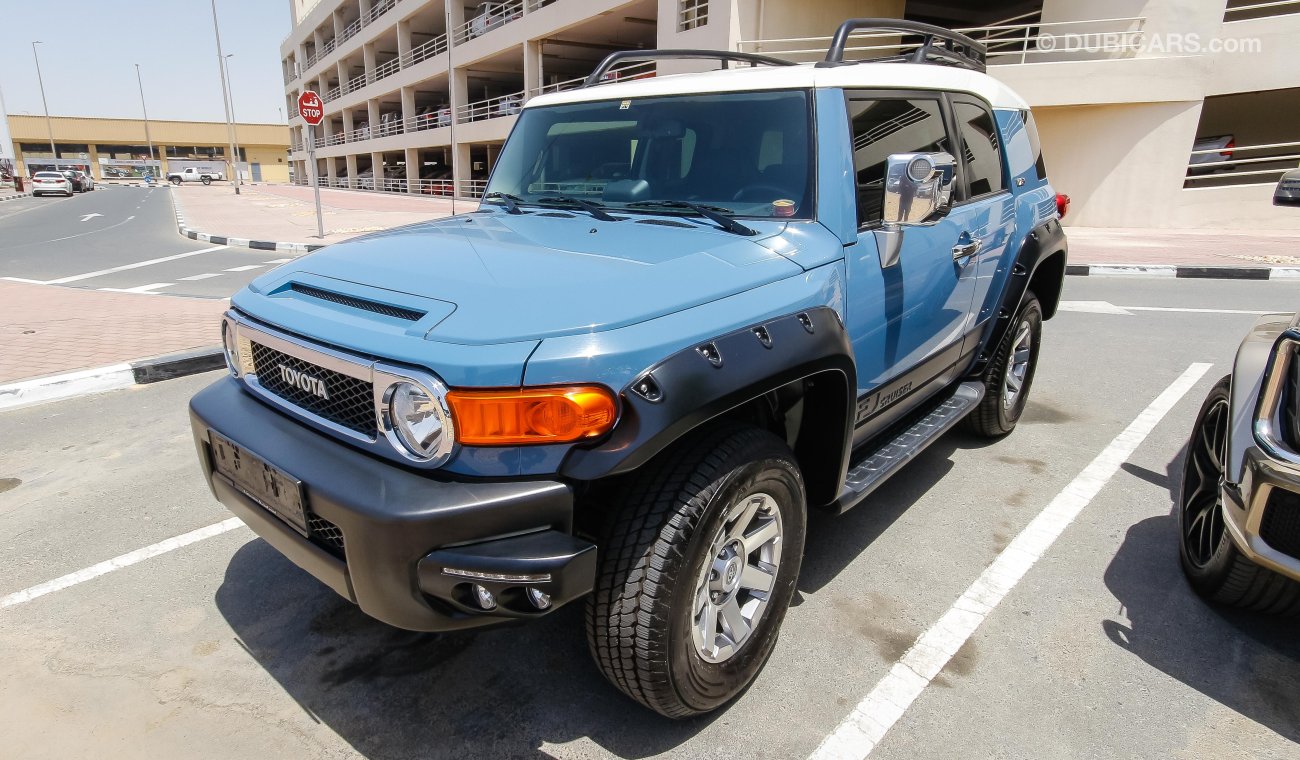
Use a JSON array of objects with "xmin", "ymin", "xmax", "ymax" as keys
[
  {"xmin": 73, "ymin": 170, "xmax": 95, "ymax": 191},
  {"xmin": 61, "ymin": 170, "xmax": 88, "ymax": 192},
  {"xmin": 467, "ymin": 0, "xmax": 522, "ymax": 39},
  {"xmin": 1275, "ymin": 168, "xmax": 1300, "ymax": 206},
  {"xmin": 32, "ymin": 171, "xmax": 73, "ymax": 197},
  {"xmin": 1189, "ymin": 134, "xmax": 1235, "ymax": 174}
]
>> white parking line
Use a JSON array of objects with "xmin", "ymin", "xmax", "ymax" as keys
[
  {"xmin": 810, "ymin": 362, "xmax": 1212, "ymax": 760},
  {"xmin": 179, "ymin": 273, "xmax": 223, "ymax": 281},
  {"xmin": 0, "ymin": 519, "xmax": 245, "ymax": 610},
  {"xmin": 264, "ymin": 258, "xmax": 292, "ymax": 264},
  {"xmin": 10, "ymin": 244, "xmax": 229, "ymax": 285},
  {"xmin": 98, "ymin": 283, "xmax": 173, "ymax": 294},
  {"xmin": 224, "ymin": 265, "xmax": 263, "ymax": 272},
  {"xmin": 1058, "ymin": 300, "xmax": 1276, "ymax": 316}
]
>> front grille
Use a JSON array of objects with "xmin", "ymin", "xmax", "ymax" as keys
[
  {"xmin": 1260, "ymin": 488, "xmax": 1300, "ymax": 561},
  {"xmin": 307, "ymin": 512, "xmax": 346, "ymax": 559},
  {"xmin": 290, "ymin": 283, "xmax": 426, "ymax": 322},
  {"xmin": 250, "ymin": 341, "xmax": 377, "ymax": 436}
]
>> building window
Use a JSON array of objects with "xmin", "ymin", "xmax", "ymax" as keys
[{"xmin": 679, "ymin": 0, "xmax": 708, "ymax": 31}]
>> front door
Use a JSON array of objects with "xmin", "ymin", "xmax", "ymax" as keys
[{"xmin": 843, "ymin": 91, "xmax": 979, "ymax": 443}]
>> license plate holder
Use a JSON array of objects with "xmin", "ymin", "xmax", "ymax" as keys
[{"xmin": 209, "ymin": 430, "xmax": 309, "ymax": 536}]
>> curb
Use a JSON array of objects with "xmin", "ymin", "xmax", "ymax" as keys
[
  {"xmin": 0, "ymin": 347, "xmax": 224, "ymax": 412},
  {"xmin": 0, "ymin": 192, "xmax": 31, "ymax": 202},
  {"xmin": 167, "ymin": 187, "xmax": 326, "ymax": 255},
  {"xmin": 1066, "ymin": 264, "xmax": 1300, "ymax": 280}
]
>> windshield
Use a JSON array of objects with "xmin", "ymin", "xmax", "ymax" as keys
[{"xmin": 486, "ymin": 89, "xmax": 814, "ymax": 219}]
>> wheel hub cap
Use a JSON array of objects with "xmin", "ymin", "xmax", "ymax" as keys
[
  {"xmin": 692, "ymin": 493, "xmax": 784, "ymax": 664},
  {"xmin": 1002, "ymin": 320, "xmax": 1033, "ymax": 410}
]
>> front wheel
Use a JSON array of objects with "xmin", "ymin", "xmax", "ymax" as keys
[
  {"xmin": 965, "ymin": 292, "xmax": 1043, "ymax": 437},
  {"xmin": 586, "ymin": 424, "xmax": 806, "ymax": 717},
  {"xmin": 1178, "ymin": 376, "xmax": 1300, "ymax": 615}
]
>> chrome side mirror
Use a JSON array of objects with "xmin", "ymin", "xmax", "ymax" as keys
[
  {"xmin": 1275, "ymin": 168, "xmax": 1300, "ymax": 207},
  {"xmin": 876, "ymin": 152, "xmax": 957, "ymax": 267}
]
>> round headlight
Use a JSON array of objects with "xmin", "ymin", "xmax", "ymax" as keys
[
  {"xmin": 221, "ymin": 320, "xmax": 239, "ymax": 376},
  {"xmin": 387, "ymin": 381, "xmax": 452, "ymax": 461}
]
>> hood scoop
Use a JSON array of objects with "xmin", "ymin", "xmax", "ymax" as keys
[{"xmin": 289, "ymin": 282, "xmax": 427, "ymax": 322}]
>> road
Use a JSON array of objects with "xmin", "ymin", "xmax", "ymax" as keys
[
  {"xmin": 0, "ymin": 186, "xmax": 290, "ymax": 299},
  {"xmin": 1, "ymin": 275, "xmax": 1296, "ymax": 758}
]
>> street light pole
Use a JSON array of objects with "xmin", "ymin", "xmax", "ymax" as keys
[
  {"xmin": 134, "ymin": 64, "xmax": 158, "ymax": 180},
  {"xmin": 223, "ymin": 54, "xmax": 244, "ymax": 185},
  {"xmin": 209, "ymin": 0, "xmax": 240, "ymax": 192},
  {"xmin": 31, "ymin": 42, "xmax": 57, "ymax": 169}
]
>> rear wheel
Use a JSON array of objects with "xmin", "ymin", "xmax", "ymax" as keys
[
  {"xmin": 201, "ymin": 176, "xmax": 212, "ymax": 186},
  {"xmin": 1178, "ymin": 376, "xmax": 1300, "ymax": 615},
  {"xmin": 965, "ymin": 292, "xmax": 1043, "ymax": 437},
  {"xmin": 170, "ymin": 177, "xmax": 181, "ymax": 186},
  {"xmin": 586, "ymin": 424, "xmax": 806, "ymax": 717}
]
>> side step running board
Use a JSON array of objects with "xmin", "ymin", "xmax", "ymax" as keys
[{"xmin": 830, "ymin": 381, "xmax": 985, "ymax": 514}]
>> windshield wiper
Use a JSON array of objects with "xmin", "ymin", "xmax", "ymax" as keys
[
  {"xmin": 533, "ymin": 194, "xmax": 619, "ymax": 222},
  {"xmin": 625, "ymin": 200, "xmax": 757, "ymax": 236},
  {"xmin": 482, "ymin": 191, "xmax": 524, "ymax": 214}
]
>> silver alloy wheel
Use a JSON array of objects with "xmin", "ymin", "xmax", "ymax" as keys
[
  {"xmin": 691, "ymin": 492, "xmax": 783, "ymax": 663},
  {"xmin": 1002, "ymin": 319, "xmax": 1033, "ymax": 410}
]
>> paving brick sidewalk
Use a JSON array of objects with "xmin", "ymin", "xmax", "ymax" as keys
[
  {"xmin": 0, "ymin": 281, "xmax": 226, "ymax": 385},
  {"xmin": 172, "ymin": 184, "xmax": 461, "ymax": 246},
  {"xmin": 1066, "ymin": 227, "xmax": 1300, "ymax": 267}
]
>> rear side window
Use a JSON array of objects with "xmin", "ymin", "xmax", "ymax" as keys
[
  {"xmin": 953, "ymin": 100, "xmax": 1006, "ymax": 197},
  {"xmin": 847, "ymin": 96, "xmax": 949, "ymax": 226},
  {"xmin": 1020, "ymin": 109, "xmax": 1048, "ymax": 181}
]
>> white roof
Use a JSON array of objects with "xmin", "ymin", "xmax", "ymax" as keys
[{"xmin": 528, "ymin": 62, "xmax": 1029, "ymax": 111}]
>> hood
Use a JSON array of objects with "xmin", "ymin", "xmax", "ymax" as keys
[{"xmin": 248, "ymin": 210, "xmax": 805, "ymax": 345}]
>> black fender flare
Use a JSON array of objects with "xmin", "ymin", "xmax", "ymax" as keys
[
  {"xmin": 561, "ymin": 307, "xmax": 856, "ymax": 507},
  {"xmin": 967, "ymin": 217, "xmax": 1067, "ymax": 379}
]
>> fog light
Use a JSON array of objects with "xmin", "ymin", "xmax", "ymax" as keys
[
  {"xmin": 472, "ymin": 584, "xmax": 496, "ymax": 610},
  {"xmin": 526, "ymin": 588, "xmax": 552, "ymax": 610}
]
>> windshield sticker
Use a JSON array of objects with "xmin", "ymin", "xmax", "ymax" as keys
[{"xmin": 619, "ymin": 100, "xmax": 631, "ymax": 110}]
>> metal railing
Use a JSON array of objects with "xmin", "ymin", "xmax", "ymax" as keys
[
  {"xmin": 320, "ymin": 34, "xmax": 449, "ymax": 104},
  {"xmin": 1184, "ymin": 140, "xmax": 1300, "ymax": 186},
  {"xmin": 452, "ymin": 0, "xmax": 524, "ymax": 45},
  {"xmin": 462, "ymin": 179, "xmax": 488, "ymax": 198},
  {"xmin": 1225, "ymin": 0, "xmax": 1300, "ymax": 21},
  {"xmin": 739, "ymin": 15, "xmax": 1146, "ymax": 65},
  {"xmin": 459, "ymin": 90, "xmax": 525, "ymax": 123},
  {"xmin": 525, "ymin": 0, "xmax": 557, "ymax": 11},
  {"xmin": 679, "ymin": 0, "xmax": 708, "ymax": 31},
  {"xmin": 404, "ymin": 34, "xmax": 449, "ymax": 68},
  {"xmin": 535, "ymin": 60, "xmax": 657, "ymax": 95},
  {"xmin": 412, "ymin": 178, "xmax": 455, "ymax": 196}
]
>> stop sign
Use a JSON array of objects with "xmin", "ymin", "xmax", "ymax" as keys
[{"xmin": 298, "ymin": 90, "xmax": 324, "ymax": 126}]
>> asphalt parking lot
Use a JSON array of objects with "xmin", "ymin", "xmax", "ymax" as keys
[{"xmin": 0, "ymin": 275, "xmax": 1296, "ymax": 759}]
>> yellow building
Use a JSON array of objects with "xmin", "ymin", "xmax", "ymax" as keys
[{"xmin": 9, "ymin": 115, "xmax": 291, "ymax": 183}]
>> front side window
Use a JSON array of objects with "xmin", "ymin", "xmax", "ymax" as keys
[
  {"xmin": 953, "ymin": 100, "xmax": 1006, "ymax": 197},
  {"xmin": 847, "ymin": 96, "xmax": 950, "ymax": 226},
  {"xmin": 487, "ymin": 90, "xmax": 814, "ymax": 219}
]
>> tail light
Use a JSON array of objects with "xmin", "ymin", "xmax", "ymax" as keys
[
  {"xmin": 1055, "ymin": 193, "xmax": 1071, "ymax": 219},
  {"xmin": 1221, "ymin": 138, "xmax": 1235, "ymax": 159},
  {"xmin": 447, "ymin": 386, "xmax": 617, "ymax": 445}
]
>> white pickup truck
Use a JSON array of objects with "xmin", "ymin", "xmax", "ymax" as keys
[{"xmin": 167, "ymin": 167, "xmax": 225, "ymax": 185}]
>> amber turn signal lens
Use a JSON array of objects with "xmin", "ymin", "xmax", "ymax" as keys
[{"xmin": 446, "ymin": 386, "xmax": 617, "ymax": 446}]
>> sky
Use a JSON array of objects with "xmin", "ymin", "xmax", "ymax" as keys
[{"xmin": 0, "ymin": 0, "xmax": 293, "ymax": 125}]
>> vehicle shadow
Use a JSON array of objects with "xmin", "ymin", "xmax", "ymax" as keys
[
  {"xmin": 213, "ymin": 428, "xmax": 998, "ymax": 758},
  {"xmin": 216, "ymin": 540, "xmax": 720, "ymax": 759},
  {"xmin": 1103, "ymin": 450, "xmax": 1300, "ymax": 742}
]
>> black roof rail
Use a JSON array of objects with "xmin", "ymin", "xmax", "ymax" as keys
[
  {"xmin": 581, "ymin": 49, "xmax": 797, "ymax": 88},
  {"xmin": 818, "ymin": 19, "xmax": 986, "ymax": 72}
]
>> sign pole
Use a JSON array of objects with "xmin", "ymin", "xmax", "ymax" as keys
[{"xmin": 309, "ymin": 123, "xmax": 324, "ymax": 239}]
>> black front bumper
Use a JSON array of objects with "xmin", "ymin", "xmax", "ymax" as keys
[{"xmin": 190, "ymin": 377, "xmax": 597, "ymax": 632}]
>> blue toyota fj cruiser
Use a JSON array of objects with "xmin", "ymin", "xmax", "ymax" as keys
[{"xmin": 191, "ymin": 20, "xmax": 1068, "ymax": 717}]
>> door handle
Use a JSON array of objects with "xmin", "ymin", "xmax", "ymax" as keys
[{"xmin": 952, "ymin": 238, "xmax": 982, "ymax": 261}]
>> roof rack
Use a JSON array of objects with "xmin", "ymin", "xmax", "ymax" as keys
[
  {"xmin": 818, "ymin": 19, "xmax": 986, "ymax": 73},
  {"xmin": 581, "ymin": 49, "xmax": 797, "ymax": 88}
]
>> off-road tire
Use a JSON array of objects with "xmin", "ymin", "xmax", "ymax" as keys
[
  {"xmin": 170, "ymin": 176, "xmax": 181, "ymax": 186},
  {"xmin": 586, "ymin": 423, "xmax": 806, "ymax": 718},
  {"xmin": 1178, "ymin": 375, "xmax": 1300, "ymax": 615},
  {"xmin": 201, "ymin": 176, "xmax": 212, "ymax": 186},
  {"xmin": 965, "ymin": 292, "xmax": 1043, "ymax": 437}
]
